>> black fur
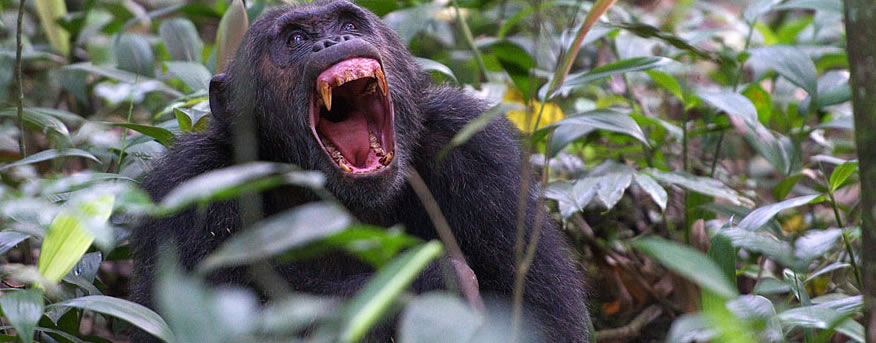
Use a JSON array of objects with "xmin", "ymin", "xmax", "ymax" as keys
[{"xmin": 130, "ymin": 1, "xmax": 589, "ymax": 341}]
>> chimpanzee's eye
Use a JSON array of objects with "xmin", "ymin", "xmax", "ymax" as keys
[
  {"xmin": 342, "ymin": 23, "xmax": 356, "ymax": 31},
  {"xmin": 289, "ymin": 32, "xmax": 306, "ymax": 45}
]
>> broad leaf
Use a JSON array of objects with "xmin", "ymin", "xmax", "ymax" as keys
[
  {"xmin": 38, "ymin": 195, "xmax": 114, "ymax": 283},
  {"xmin": 159, "ymin": 18, "xmax": 203, "ymax": 62},
  {"xmin": 165, "ymin": 62, "xmax": 211, "ymax": 92},
  {"xmin": 198, "ymin": 203, "xmax": 352, "ymax": 272},
  {"xmin": 544, "ymin": 57, "xmax": 675, "ymax": 99},
  {"xmin": 398, "ymin": 293, "xmax": 482, "ymax": 343},
  {"xmin": 415, "ymin": 57, "xmax": 457, "ymax": 83},
  {"xmin": 697, "ymin": 90, "xmax": 758, "ymax": 126},
  {"xmin": 634, "ymin": 173, "xmax": 667, "ymax": 211},
  {"xmin": 173, "ymin": 107, "xmax": 211, "ymax": 132},
  {"xmin": 778, "ymin": 306, "xmax": 863, "ymax": 342},
  {"xmin": 114, "ymin": 34, "xmax": 155, "ymax": 77},
  {"xmin": 108, "ymin": 122, "xmax": 176, "ymax": 146},
  {"xmin": 158, "ymin": 162, "xmax": 325, "ymax": 215},
  {"xmin": 633, "ymin": 237, "xmax": 738, "ymax": 298},
  {"xmin": 737, "ymin": 194, "xmax": 822, "ymax": 231},
  {"xmin": 52, "ymin": 296, "xmax": 177, "ymax": 343},
  {"xmin": 0, "ymin": 149, "xmax": 100, "ymax": 171},
  {"xmin": 646, "ymin": 169, "xmax": 751, "ymax": 207},
  {"xmin": 544, "ymin": 109, "xmax": 649, "ymax": 147},
  {"xmin": 748, "ymin": 46, "xmax": 818, "ymax": 98},
  {"xmin": 829, "ymin": 161, "xmax": 857, "ymax": 192},
  {"xmin": 0, "ymin": 289, "xmax": 44, "ymax": 343},
  {"xmin": 340, "ymin": 241, "xmax": 444, "ymax": 342},
  {"xmin": 0, "ymin": 231, "xmax": 29, "ymax": 255},
  {"xmin": 215, "ymin": 0, "xmax": 249, "ymax": 73}
]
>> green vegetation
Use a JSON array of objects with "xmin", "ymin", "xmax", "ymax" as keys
[{"xmin": 0, "ymin": 0, "xmax": 867, "ymax": 342}]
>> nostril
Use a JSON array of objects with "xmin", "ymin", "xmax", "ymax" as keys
[{"xmin": 342, "ymin": 35, "xmax": 352, "ymax": 41}]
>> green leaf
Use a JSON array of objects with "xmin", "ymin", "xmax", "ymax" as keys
[
  {"xmin": 165, "ymin": 62, "xmax": 211, "ymax": 92},
  {"xmin": 440, "ymin": 103, "xmax": 522, "ymax": 157},
  {"xmin": 737, "ymin": 194, "xmax": 822, "ymax": 231},
  {"xmin": 490, "ymin": 40, "xmax": 532, "ymax": 96},
  {"xmin": 718, "ymin": 228, "xmax": 797, "ymax": 269},
  {"xmin": 0, "ymin": 231, "xmax": 29, "ymax": 255},
  {"xmin": 646, "ymin": 169, "xmax": 751, "ymax": 207},
  {"xmin": 0, "ymin": 107, "xmax": 72, "ymax": 140},
  {"xmin": 51, "ymin": 296, "xmax": 177, "ymax": 343},
  {"xmin": 398, "ymin": 293, "xmax": 482, "ymax": 343},
  {"xmin": 65, "ymin": 63, "xmax": 183, "ymax": 97},
  {"xmin": 703, "ymin": 232, "xmax": 737, "ymax": 313},
  {"xmin": 544, "ymin": 57, "xmax": 675, "ymax": 99},
  {"xmin": 107, "ymin": 122, "xmax": 176, "ymax": 146},
  {"xmin": 38, "ymin": 195, "xmax": 114, "ymax": 283},
  {"xmin": 777, "ymin": 306, "xmax": 863, "ymax": 342},
  {"xmin": 697, "ymin": 90, "xmax": 758, "ymax": 126},
  {"xmin": 340, "ymin": 241, "xmax": 444, "ymax": 342},
  {"xmin": 634, "ymin": 173, "xmax": 667, "ymax": 211},
  {"xmin": 198, "ymin": 203, "xmax": 352, "ymax": 273},
  {"xmin": 593, "ymin": 162, "xmax": 635, "ymax": 209},
  {"xmin": 157, "ymin": 162, "xmax": 325, "ymax": 215},
  {"xmin": 0, "ymin": 289, "xmax": 44, "ymax": 343},
  {"xmin": 114, "ymin": 34, "xmax": 155, "ymax": 77},
  {"xmin": 829, "ymin": 161, "xmax": 857, "ymax": 192},
  {"xmin": 414, "ymin": 57, "xmax": 457, "ymax": 83},
  {"xmin": 773, "ymin": 0, "xmax": 843, "ymax": 15},
  {"xmin": 0, "ymin": 149, "xmax": 100, "ymax": 171},
  {"xmin": 215, "ymin": 0, "xmax": 249, "ymax": 73},
  {"xmin": 647, "ymin": 70, "xmax": 684, "ymax": 103},
  {"xmin": 632, "ymin": 237, "xmax": 738, "ymax": 299},
  {"xmin": 544, "ymin": 109, "xmax": 649, "ymax": 147},
  {"xmin": 794, "ymin": 228, "xmax": 842, "ymax": 262},
  {"xmin": 772, "ymin": 174, "xmax": 803, "ymax": 201},
  {"xmin": 748, "ymin": 46, "xmax": 818, "ymax": 98},
  {"xmin": 159, "ymin": 18, "xmax": 203, "ymax": 62},
  {"xmin": 173, "ymin": 107, "xmax": 211, "ymax": 133}
]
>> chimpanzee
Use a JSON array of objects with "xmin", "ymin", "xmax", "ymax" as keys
[{"xmin": 130, "ymin": 0, "xmax": 589, "ymax": 341}]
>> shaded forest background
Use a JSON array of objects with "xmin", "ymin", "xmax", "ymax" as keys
[{"xmin": 0, "ymin": 0, "xmax": 870, "ymax": 342}]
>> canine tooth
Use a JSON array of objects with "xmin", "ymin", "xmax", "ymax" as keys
[
  {"xmin": 380, "ymin": 151, "xmax": 393, "ymax": 165},
  {"xmin": 375, "ymin": 68, "xmax": 387, "ymax": 96},
  {"xmin": 320, "ymin": 83, "xmax": 332, "ymax": 111}
]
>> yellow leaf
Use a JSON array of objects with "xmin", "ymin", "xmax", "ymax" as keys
[
  {"xmin": 38, "ymin": 195, "xmax": 114, "ymax": 285},
  {"xmin": 503, "ymin": 90, "xmax": 565, "ymax": 133},
  {"xmin": 34, "ymin": 0, "xmax": 70, "ymax": 56}
]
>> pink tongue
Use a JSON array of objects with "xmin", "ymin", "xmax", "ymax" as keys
[{"xmin": 318, "ymin": 111, "xmax": 371, "ymax": 167}]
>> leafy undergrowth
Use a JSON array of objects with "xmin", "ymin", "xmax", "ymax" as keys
[{"xmin": 0, "ymin": 0, "xmax": 863, "ymax": 342}]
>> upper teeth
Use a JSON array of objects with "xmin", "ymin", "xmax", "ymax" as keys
[{"xmin": 317, "ymin": 65, "xmax": 388, "ymax": 112}]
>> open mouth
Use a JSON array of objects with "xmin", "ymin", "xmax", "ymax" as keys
[{"xmin": 310, "ymin": 57, "xmax": 395, "ymax": 174}]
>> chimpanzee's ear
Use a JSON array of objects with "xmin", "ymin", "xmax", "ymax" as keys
[{"xmin": 209, "ymin": 73, "xmax": 228, "ymax": 123}]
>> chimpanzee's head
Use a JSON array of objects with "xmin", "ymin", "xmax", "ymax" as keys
[{"xmin": 209, "ymin": 0, "xmax": 430, "ymax": 208}]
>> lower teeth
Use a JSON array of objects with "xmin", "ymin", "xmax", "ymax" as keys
[{"xmin": 321, "ymin": 133, "xmax": 392, "ymax": 172}]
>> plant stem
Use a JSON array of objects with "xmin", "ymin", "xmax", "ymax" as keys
[
  {"xmin": 710, "ymin": 16, "xmax": 756, "ymax": 178},
  {"xmin": 16, "ymin": 0, "xmax": 27, "ymax": 159},
  {"xmin": 16, "ymin": 0, "xmax": 33, "ymax": 267},
  {"xmin": 452, "ymin": 0, "xmax": 488, "ymax": 84},
  {"xmin": 819, "ymin": 163, "xmax": 863, "ymax": 288},
  {"xmin": 116, "ymin": 77, "xmax": 138, "ymax": 172}
]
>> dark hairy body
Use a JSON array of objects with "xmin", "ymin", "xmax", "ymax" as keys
[{"xmin": 130, "ymin": 1, "xmax": 589, "ymax": 341}]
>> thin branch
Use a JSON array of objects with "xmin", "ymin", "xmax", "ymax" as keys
[
  {"xmin": 16, "ymin": 0, "xmax": 27, "ymax": 159},
  {"xmin": 406, "ymin": 169, "xmax": 485, "ymax": 312},
  {"xmin": 594, "ymin": 305, "xmax": 662, "ymax": 341}
]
